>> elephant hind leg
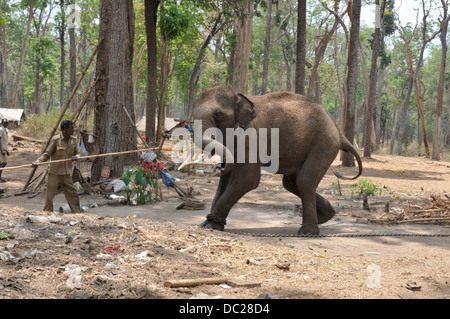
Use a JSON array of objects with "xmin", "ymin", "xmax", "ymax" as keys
[{"xmin": 282, "ymin": 175, "xmax": 335, "ymax": 225}]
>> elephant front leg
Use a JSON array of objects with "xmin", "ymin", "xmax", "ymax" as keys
[{"xmin": 201, "ymin": 164, "xmax": 260, "ymax": 231}]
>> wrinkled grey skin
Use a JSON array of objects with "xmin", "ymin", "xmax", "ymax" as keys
[{"xmin": 193, "ymin": 86, "xmax": 362, "ymax": 235}]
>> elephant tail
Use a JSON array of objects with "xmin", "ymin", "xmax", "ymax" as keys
[{"xmin": 334, "ymin": 138, "xmax": 363, "ymax": 180}]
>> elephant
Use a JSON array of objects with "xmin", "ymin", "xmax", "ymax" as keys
[{"xmin": 192, "ymin": 85, "xmax": 362, "ymax": 235}]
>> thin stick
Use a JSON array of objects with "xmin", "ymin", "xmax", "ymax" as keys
[{"xmin": 0, "ymin": 147, "xmax": 159, "ymax": 172}]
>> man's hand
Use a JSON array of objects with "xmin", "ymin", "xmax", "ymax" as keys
[
  {"xmin": 31, "ymin": 162, "xmax": 38, "ymax": 168},
  {"xmin": 71, "ymin": 156, "xmax": 80, "ymax": 162}
]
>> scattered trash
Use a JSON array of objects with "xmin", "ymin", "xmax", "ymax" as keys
[
  {"xmin": 195, "ymin": 170, "xmax": 204, "ymax": 176},
  {"xmin": 180, "ymin": 246, "xmax": 197, "ymax": 254},
  {"xmin": 405, "ymin": 281, "xmax": 422, "ymax": 291},
  {"xmin": 108, "ymin": 179, "xmax": 129, "ymax": 193},
  {"xmin": 256, "ymin": 293, "xmax": 277, "ymax": 299},
  {"xmin": 59, "ymin": 205, "xmax": 71, "ymax": 214},
  {"xmin": 104, "ymin": 262, "xmax": 117, "ymax": 270},
  {"xmin": 101, "ymin": 245, "xmax": 121, "ymax": 255},
  {"xmin": 105, "ymin": 194, "xmax": 125, "ymax": 200},
  {"xmin": 65, "ymin": 264, "xmax": 82, "ymax": 289},
  {"xmin": 96, "ymin": 253, "xmax": 113, "ymax": 261}
]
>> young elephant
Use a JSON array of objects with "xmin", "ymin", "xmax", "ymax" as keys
[{"xmin": 192, "ymin": 86, "xmax": 362, "ymax": 235}]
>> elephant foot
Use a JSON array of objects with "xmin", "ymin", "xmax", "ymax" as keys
[
  {"xmin": 200, "ymin": 213, "xmax": 226, "ymax": 231},
  {"xmin": 298, "ymin": 224, "xmax": 320, "ymax": 236},
  {"xmin": 317, "ymin": 208, "xmax": 335, "ymax": 224},
  {"xmin": 200, "ymin": 220, "xmax": 225, "ymax": 231}
]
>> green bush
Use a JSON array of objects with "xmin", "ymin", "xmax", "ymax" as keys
[
  {"xmin": 121, "ymin": 166, "xmax": 159, "ymax": 205},
  {"xmin": 350, "ymin": 179, "xmax": 382, "ymax": 198}
]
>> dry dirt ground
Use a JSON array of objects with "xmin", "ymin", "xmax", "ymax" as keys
[{"xmin": 0, "ymin": 144, "xmax": 449, "ymax": 301}]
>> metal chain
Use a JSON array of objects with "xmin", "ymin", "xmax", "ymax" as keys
[{"xmin": 224, "ymin": 231, "xmax": 450, "ymax": 238}]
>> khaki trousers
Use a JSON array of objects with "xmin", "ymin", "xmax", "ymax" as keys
[{"xmin": 43, "ymin": 174, "xmax": 81, "ymax": 213}]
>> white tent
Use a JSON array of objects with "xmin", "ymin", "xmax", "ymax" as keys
[
  {"xmin": 0, "ymin": 108, "xmax": 26, "ymax": 124},
  {"xmin": 136, "ymin": 117, "xmax": 177, "ymax": 133}
]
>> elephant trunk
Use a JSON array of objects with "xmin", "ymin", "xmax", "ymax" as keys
[{"xmin": 193, "ymin": 120, "xmax": 234, "ymax": 174}]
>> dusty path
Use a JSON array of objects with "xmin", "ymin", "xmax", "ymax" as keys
[{"xmin": 0, "ymin": 148, "xmax": 449, "ymax": 299}]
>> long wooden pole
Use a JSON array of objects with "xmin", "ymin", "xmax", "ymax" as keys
[
  {"xmin": 0, "ymin": 148, "xmax": 160, "ymax": 172},
  {"xmin": 22, "ymin": 38, "xmax": 104, "ymax": 191}
]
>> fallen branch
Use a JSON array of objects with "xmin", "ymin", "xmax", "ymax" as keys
[
  {"xmin": 392, "ymin": 217, "xmax": 450, "ymax": 224},
  {"xmin": 163, "ymin": 277, "xmax": 236, "ymax": 288},
  {"xmin": 11, "ymin": 134, "xmax": 45, "ymax": 144}
]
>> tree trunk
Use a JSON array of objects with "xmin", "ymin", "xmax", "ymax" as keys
[
  {"xmin": 295, "ymin": 0, "xmax": 306, "ymax": 96},
  {"xmin": 11, "ymin": 1, "xmax": 35, "ymax": 109},
  {"xmin": 144, "ymin": 0, "xmax": 160, "ymax": 145},
  {"xmin": 262, "ymin": 0, "xmax": 273, "ymax": 95},
  {"xmin": 397, "ymin": 0, "xmax": 440, "ymax": 155},
  {"xmin": 1, "ymin": 0, "xmax": 10, "ymax": 108},
  {"xmin": 432, "ymin": 0, "xmax": 449, "ymax": 160},
  {"xmin": 239, "ymin": 0, "xmax": 254, "ymax": 94},
  {"xmin": 69, "ymin": 2, "xmax": 77, "ymax": 111},
  {"xmin": 342, "ymin": 0, "xmax": 360, "ymax": 167},
  {"xmin": 375, "ymin": 63, "xmax": 385, "ymax": 146},
  {"xmin": 92, "ymin": 0, "xmax": 136, "ymax": 181},
  {"xmin": 59, "ymin": 0, "xmax": 66, "ymax": 109},
  {"xmin": 363, "ymin": 0, "xmax": 384, "ymax": 157},
  {"xmin": 186, "ymin": 13, "xmax": 223, "ymax": 119}
]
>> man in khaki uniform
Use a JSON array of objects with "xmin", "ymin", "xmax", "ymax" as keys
[
  {"xmin": 0, "ymin": 118, "xmax": 10, "ymax": 183},
  {"xmin": 33, "ymin": 120, "xmax": 81, "ymax": 213}
]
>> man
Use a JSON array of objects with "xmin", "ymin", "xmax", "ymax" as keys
[
  {"xmin": 0, "ymin": 118, "xmax": 10, "ymax": 183},
  {"xmin": 33, "ymin": 120, "xmax": 81, "ymax": 213}
]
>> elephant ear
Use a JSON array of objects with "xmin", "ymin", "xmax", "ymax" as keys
[{"xmin": 235, "ymin": 93, "xmax": 258, "ymax": 128}]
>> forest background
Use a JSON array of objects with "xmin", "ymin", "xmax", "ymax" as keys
[{"xmin": 0, "ymin": 0, "xmax": 449, "ymax": 180}]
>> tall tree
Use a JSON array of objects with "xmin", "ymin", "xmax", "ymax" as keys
[
  {"xmin": 432, "ymin": 0, "xmax": 449, "ymax": 160},
  {"xmin": 92, "ymin": 0, "xmax": 136, "ymax": 180},
  {"xmin": 239, "ymin": 0, "xmax": 255, "ymax": 94},
  {"xmin": 68, "ymin": 0, "xmax": 77, "ymax": 110},
  {"xmin": 58, "ymin": 0, "xmax": 66, "ymax": 109},
  {"xmin": 363, "ymin": 0, "xmax": 386, "ymax": 157},
  {"xmin": 262, "ymin": 0, "xmax": 273, "ymax": 95},
  {"xmin": 295, "ymin": 0, "xmax": 306, "ymax": 95},
  {"xmin": 144, "ymin": 0, "xmax": 159, "ymax": 145},
  {"xmin": 342, "ymin": 0, "xmax": 361, "ymax": 167},
  {"xmin": 186, "ymin": 10, "xmax": 223, "ymax": 119},
  {"xmin": 11, "ymin": 0, "xmax": 36, "ymax": 109},
  {"xmin": 396, "ymin": 0, "xmax": 440, "ymax": 156}
]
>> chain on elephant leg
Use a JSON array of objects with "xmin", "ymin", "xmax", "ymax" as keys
[{"xmin": 200, "ymin": 213, "xmax": 227, "ymax": 231}]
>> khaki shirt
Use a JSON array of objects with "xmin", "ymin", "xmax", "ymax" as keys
[
  {"xmin": 37, "ymin": 134, "xmax": 80, "ymax": 175},
  {"xmin": 0, "ymin": 126, "xmax": 7, "ymax": 153}
]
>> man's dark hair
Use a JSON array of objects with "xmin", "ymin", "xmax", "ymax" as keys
[{"xmin": 61, "ymin": 120, "xmax": 74, "ymax": 131}]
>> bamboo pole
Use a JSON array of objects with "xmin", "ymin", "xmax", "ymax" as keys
[{"xmin": 0, "ymin": 148, "xmax": 160, "ymax": 172}]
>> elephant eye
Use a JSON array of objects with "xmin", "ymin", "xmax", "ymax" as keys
[{"xmin": 214, "ymin": 111, "xmax": 223, "ymax": 121}]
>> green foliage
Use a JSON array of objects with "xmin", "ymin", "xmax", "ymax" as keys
[
  {"xmin": 0, "ymin": 230, "xmax": 13, "ymax": 240},
  {"xmin": 121, "ymin": 166, "xmax": 159, "ymax": 205},
  {"xmin": 332, "ymin": 179, "xmax": 342, "ymax": 196},
  {"xmin": 350, "ymin": 180, "xmax": 382, "ymax": 198},
  {"xmin": 160, "ymin": 2, "xmax": 192, "ymax": 39}
]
